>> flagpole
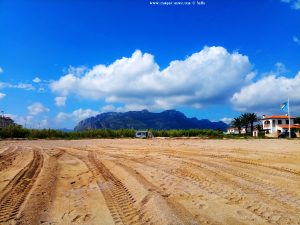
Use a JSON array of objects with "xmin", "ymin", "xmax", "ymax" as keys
[{"xmin": 288, "ymin": 98, "xmax": 291, "ymax": 138}]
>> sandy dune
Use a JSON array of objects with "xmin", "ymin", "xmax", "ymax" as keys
[{"xmin": 0, "ymin": 139, "xmax": 299, "ymax": 225}]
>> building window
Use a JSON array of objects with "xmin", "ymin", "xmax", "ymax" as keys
[
  {"xmin": 272, "ymin": 120, "xmax": 275, "ymax": 126},
  {"xmin": 286, "ymin": 120, "xmax": 289, "ymax": 124},
  {"xmin": 278, "ymin": 120, "xmax": 282, "ymax": 124}
]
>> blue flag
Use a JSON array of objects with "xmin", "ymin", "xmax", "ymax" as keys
[{"xmin": 280, "ymin": 102, "xmax": 287, "ymax": 111}]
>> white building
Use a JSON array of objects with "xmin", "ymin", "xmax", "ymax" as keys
[
  {"xmin": 227, "ymin": 127, "xmax": 251, "ymax": 134},
  {"xmin": 261, "ymin": 115, "xmax": 300, "ymax": 137}
]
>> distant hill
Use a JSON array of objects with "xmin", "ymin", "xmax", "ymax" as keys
[{"xmin": 74, "ymin": 109, "xmax": 228, "ymax": 132}]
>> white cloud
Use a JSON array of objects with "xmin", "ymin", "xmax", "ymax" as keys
[
  {"xmin": 293, "ymin": 36, "xmax": 300, "ymax": 45},
  {"xmin": 0, "ymin": 82, "xmax": 34, "ymax": 90},
  {"xmin": 27, "ymin": 102, "xmax": 50, "ymax": 115},
  {"xmin": 0, "ymin": 82, "xmax": 6, "ymax": 89},
  {"xmin": 275, "ymin": 62, "xmax": 287, "ymax": 74},
  {"xmin": 231, "ymin": 71, "xmax": 300, "ymax": 114},
  {"xmin": 38, "ymin": 87, "xmax": 46, "ymax": 93},
  {"xmin": 245, "ymin": 71, "xmax": 256, "ymax": 82},
  {"xmin": 51, "ymin": 46, "xmax": 253, "ymax": 110},
  {"xmin": 8, "ymin": 114, "xmax": 33, "ymax": 128},
  {"xmin": 55, "ymin": 96, "xmax": 67, "ymax": 107},
  {"xmin": 39, "ymin": 118, "xmax": 49, "ymax": 129},
  {"xmin": 14, "ymin": 83, "xmax": 35, "ymax": 90},
  {"xmin": 32, "ymin": 77, "xmax": 41, "ymax": 83},
  {"xmin": 281, "ymin": 0, "xmax": 300, "ymax": 9},
  {"xmin": 0, "ymin": 93, "xmax": 6, "ymax": 99},
  {"xmin": 101, "ymin": 105, "xmax": 116, "ymax": 112},
  {"xmin": 67, "ymin": 65, "xmax": 88, "ymax": 77},
  {"xmin": 56, "ymin": 108, "xmax": 99, "ymax": 123},
  {"xmin": 8, "ymin": 114, "xmax": 50, "ymax": 129},
  {"xmin": 221, "ymin": 117, "xmax": 233, "ymax": 124},
  {"xmin": 0, "ymin": 67, "xmax": 3, "ymax": 73},
  {"xmin": 117, "ymin": 104, "xmax": 151, "ymax": 112},
  {"xmin": 0, "ymin": 82, "xmax": 10, "ymax": 89},
  {"xmin": 0, "ymin": 82, "xmax": 35, "ymax": 91}
]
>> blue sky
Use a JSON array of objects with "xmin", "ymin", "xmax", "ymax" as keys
[{"xmin": 0, "ymin": 0, "xmax": 300, "ymax": 129}]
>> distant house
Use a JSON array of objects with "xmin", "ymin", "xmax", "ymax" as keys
[
  {"xmin": 261, "ymin": 115, "xmax": 300, "ymax": 137},
  {"xmin": 0, "ymin": 116, "xmax": 15, "ymax": 128},
  {"xmin": 227, "ymin": 127, "xmax": 251, "ymax": 134}
]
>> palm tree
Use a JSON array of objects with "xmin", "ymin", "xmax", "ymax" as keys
[
  {"xmin": 247, "ymin": 113, "xmax": 259, "ymax": 133},
  {"xmin": 231, "ymin": 117, "xmax": 243, "ymax": 134},
  {"xmin": 241, "ymin": 113, "xmax": 251, "ymax": 134}
]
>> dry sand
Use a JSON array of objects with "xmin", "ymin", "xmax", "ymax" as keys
[{"xmin": 0, "ymin": 138, "xmax": 299, "ymax": 225}]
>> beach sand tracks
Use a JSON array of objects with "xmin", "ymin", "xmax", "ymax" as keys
[
  {"xmin": 0, "ymin": 146, "xmax": 21, "ymax": 171},
  {"xmin": 87, "ymin": 151, "xmax": 142, "ymax": 225},
  {"xmin": 105, "ymin": 150, "xmax": 300, "ymax": 225},
  {"xmin": 0, "ymin": 149, "xmax": 43, "ymax": 223}
]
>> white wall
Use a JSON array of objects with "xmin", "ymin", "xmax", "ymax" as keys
[{"xmin": 263, "ymin": 118, "xmax": 294, "ymax": 133}]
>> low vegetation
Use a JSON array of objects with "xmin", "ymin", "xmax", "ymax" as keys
[
  {"xmin": 150, "ymin": 129, "xmax": 224, "ymax": 138},
  {"xmin": 0, "ymin": 125, "xmax": 224, "ymax": 139}
]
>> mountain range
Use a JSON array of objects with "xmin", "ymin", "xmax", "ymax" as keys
[{"xmin": 74, "ymin": 110, "xmax": 228, "ymax": 131}]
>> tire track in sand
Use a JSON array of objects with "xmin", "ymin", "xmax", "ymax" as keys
[
  {"xmin": 157, "ymin": 153, "xmax": 300, "ymax": 225},
  {"xmin": 96, "ymin": 152, "xmax": 221, "ymax": 225},
  {"xmin": 65, "ymin": 148, "xmax": 198, "ymax": 225},
  {"xmin": 109, "ymin": 153, "xmax": 300, "ymax": 225},
  {"xmin": 0, "ymin": 146, "xmax": 19, "ymax": 171},
  {"xmin": 113, "ymin": 159, "xmax": 217, "ymax": 225},
  {"xmin": 164, "ymin": 152, "xmax": 300, "ymax": 209},
  {"xmin": 0, "ymin": 149, "xmax": 43, "ymax": 223},
  {"xmin": 85, "ymin": 151, "xmax": 142, "ymax": 225},
  {"xmin": 163, "ymin": 150, "xmax": 300, "ymax": 177}
]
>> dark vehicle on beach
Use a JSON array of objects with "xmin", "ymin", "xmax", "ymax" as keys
[{"xmin": 278, "ymin": 131, "xmax": 297, "ymax": 138}]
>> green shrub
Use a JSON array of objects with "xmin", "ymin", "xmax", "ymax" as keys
[{"xmin": 0, "ymin": 125, "xmax": 30, "ymax": 138}]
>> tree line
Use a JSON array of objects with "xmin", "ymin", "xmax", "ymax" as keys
[
  {"xmin": 0, "ymin": 125, "xmax": 224, "ymax": 139},
  {"xmin": 230, "ymin": 113, "xmax": 260, "ymax": 135}
]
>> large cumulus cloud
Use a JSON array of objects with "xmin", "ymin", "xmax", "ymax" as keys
[
  {"xmin": 231, "ymin": 72, "xmax": 300, "ymax": 114},
  {"xmin": 50, "ymin": 46, "xmax": 253, "ymax": 110}
]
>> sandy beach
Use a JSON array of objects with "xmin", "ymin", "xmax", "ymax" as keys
[{"xmin": 0, "ymin": 139, "xmax": 299, "ymax": 225}]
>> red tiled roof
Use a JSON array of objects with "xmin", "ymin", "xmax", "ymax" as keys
[
  {"xmin": 278, "ymin": 125, "xmax": 300, "ymax": 129},
  {"xmin": 261, "ymin": 115, "xmax": 296, "ymax": 120}
]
